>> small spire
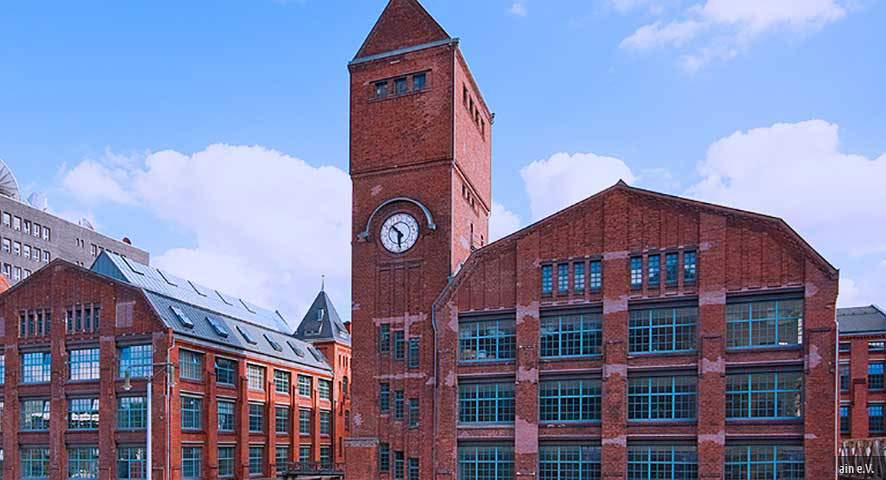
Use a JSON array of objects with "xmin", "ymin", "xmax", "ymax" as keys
[{"xmin": 321, "ymin": 275, "xmax": 325, "ymax": 292}]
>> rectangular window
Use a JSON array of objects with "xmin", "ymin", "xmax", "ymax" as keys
[
  {"xmin": 375, "ymin": 81, "xmax": 388, "ymax": 99},
  {"xmin": 542, "ymin": 264, "xmax": 553, "ymax": 295},
  {"xmin": 21, "ymin": 399, "xmax": 50, "ymax": 430},
  {"xmin": 22, "ymin": 351, "xmax": 52, "ymax": 383},
  {"xmin": 299, "ymin": 409, "xmax": 312, "ymax": 435},
  {"xmin": 871, "ymin": 404, "xmax": 885, "ymax": 433},
  {"xmin": 118, "ymin": 396, "xmax": 147, "ymax": 431},
  {"xmin": 117, "ymin": 446, "xmax": 147, "ymax": 480},
  {"xmin": 215, "ymin": 358, "xmax": 236, "ymax": 386},
  {"xmin": 629, "ymin": 307, "xmax": 697, "ymax": 354},
  {"xmin": 394, "ymin": 451, "xmax": 405, "ymax": 480},
  {"xmin": 320, "ymin": 410, "xmax": 331, "ymax": 436},
  {"xmin": 840, "ymin": 342, "xmax": 851, "ymax": 353},
  {"xmin": 871, "ymin": 341, "xmax": 886, "ymax": 352},
  {"xmin": 1, "ymin": 213, "xmax": 7, "ymax": 226},
  {"xmin": 627, "ymin": 445, "xmax": 697, "ymax": 480},
  {"xmin": 379, "ymin": 324, "xmax": 391, "ymax": 353},
  {"xmin": 68, "ymin": 397, "xmax": 100, "ymax": 430},
  {"xmin": 394, "ymin": 390, "xmax": 405, "ymax": 420},
  {"xmin": 380, "ymin": 383, "xmax": 390, "ymax": 412},
  {"xmin": 409, "ymin": 398, "xmax": 420, "ymax": 427},
  {"xmin": 275, "ymin": 370, "xmax": 291, "ymax": 394},
  {"xmin": 298, "ymin": 374, "xmax": 312, "ymax": 397},
  {"xmin": 841, "ymin": 405, "xmax": 850, "ymax": 434},
  {"xmin": 870, "ymin": 363, "xmax": 885, "ymax": 391},
  {"xmin": 182, "ymin": 447, "xmax": 202, "ymax": 479},
  {"xmin": 628, "ymin": 376, "xmax": 697, "ymax": 421},
  {"xmin": 44, "ymin": 227, "xmax": 51, "ymax": 241},
  {"xmin": 394, "ymin": 331, "xmax": 406, "ymax": 360},
  {"xmin": 276, "ymin": 406, "xmax": 290, "ymax": 435},
  {"xmin": 459, "ymin": 317, "xmax": 516, "ymax": 362},
  {"xmin": 0, "ymin": 351, "xmax": 4, "ymax": 385},
  {"xmin": 119, "ymin": 345, "xmax": 152, "ymax": 379},
  {"xmin": 395, "ymin": 77, "xmax": 408, "ymax": 95},
  {"xmin": 683, "ymin": 251, "xmax": 697, "ymax": 284},
  {"xmin": 726, "ymin": 371, "xmax": 802, "ymax": 419},
  {"xmin": 249, "ymin": 446, "xmax": 264, "ymax": 476},
  {"xmin": 69, "ymin": 347, "xmax": 100, "ymax": 381},
  {"xmin": 1, "ymin": 238, "xmax": 7, "ymax": 253},
  {"xmin": 630, "ymin": 257, "xmax": 643, "ymax": 288},
  {"xmin": 665, "ymin": 253, "xmax": 679, "ymax": 285},
  {"xmin": 276, "ymin": 445, "xmax": 290, "ymax": 470},
  {"xmin": 588, "ymin": 260, "xmax": 602, "ymax": 290},
  {"xmin": 379, "ymin": 443, "xmax": 390, "ymax": 472},
  {"xmin": 319, "ymin": 379, "xmax": 332, "ymax": 400},
  {"xmin": 413, "ymin": 73, "xmax": 427, "ymax": 91},
  {"xmin": 539, "ymin": 378, "xmax": 602, "ymax": 423},
  {"xmin": 647, "ymin": 255, "xmax": 660, "ymax": 287},
  {"xmin": 249, "ymin": 403, "xmax": 264, "ymax": 433},
  {"xmin": 21, "ymin": 447, "xmax": 50, "ymax": 480},
  {"xmin": 299, "ymin": 445, "xmax": 312, "ymax": 463},
  {"xmin": 539, "ymin": 445, "xmax": 601, "ymax": 480},
  {"xmin": 247, "ymin": 364, "xmax": 265, "ymax": 391},
  {"xmin": 68, "ymin": 446, "xmax": 99, "ymax": 480},
  {"xmin": 724, "ymin": 445, "xmax": 803, "ymax": 480},
  {"xmin": 458, "ymin": 382, "xmax": 515, "ymax": 424},
  {"xmin": 218, "ymin": 447, "xmax": 235, "ymax": 478},
  {"xmin": 408, "ymin": 337, "xmax": 420, "ymax": 368},
  {"xmin": 840, "ymin": 364, "xmax": 850, "ymax": 393},
  {"xmin": 218, "ymin": 401, "xmax": 235, "ymax": 432},
  {"xmin": 726, "ymin": 299, "xmax": 803, "ymax": 349},
  {"xmin": 321, "ymin": 446, "xmax": 332, "ymax": 467},
  {"xmin": 12, "ymin": 217, "xmax": 20, "ymax": 230},
  {"xmin": 458, "ymin": 446, "xmax": 514, "ymax": 480},
  {"xmin": 409, "ymin": 458, "xmax": 420, "ymax": 480},
  {"xmin": 540, "ymin": 312, "xmax": 602, "ymax": 358},
  {"xmin": 179, "ymin": 350, "xmax": 203, "ymax": 382},
  {"xmin": 574, "ymin": 262, "xmax": 585, "ymax": 292},
  {"xmin": 557, "ymin": 264, "xmax": 569, "ymax": 294},
  {"xmin": 181, "ymin": 396, "xmax": 203, "ymax": 430}
]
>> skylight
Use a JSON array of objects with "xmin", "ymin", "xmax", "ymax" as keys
[
  {"xmin": 287, "ymin": 341, "xmax": 305, "ymax": 358},
  {"xmin": 170, "ymin": 306, "xmax": 194, "ymax": 328},
  {"xmin": 264, "ymin": 334, "xmax": 283, "ymax": 352},
  {"xmin": 309, "ymin": 346, "xmax": 326, "ymax": 363},
  {"xmin": 216, "ymin": 291, "xmax": 233, "ymax": 306},
  {"xmin": 237, "ymin": 325, "xmax": 257, "ymax": 345},
  {"xmin": 121, "ymin": 256, "xmax": 145, "ymax": 276},
  {"xmin": 207, "ymin": 316, "xmax": 229, "ymax": 338},
  {"xmin": 157, "ymin": 269, "xmax": 178, "ymax": 287},
  {"xmin": 189, "ymin": 281, "xmax": 208, "ymax": 297},
  {"xmin": 240, "ymin": 299, "xmax": 256, "ymax": 314}
]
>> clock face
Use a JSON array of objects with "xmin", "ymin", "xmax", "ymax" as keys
[{"xmin": 380, "ymin": 213, "xmax": 419, "ymax": 254}]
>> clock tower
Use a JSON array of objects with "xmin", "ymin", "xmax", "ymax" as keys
[{"xmin": 345, "ymin": 0, "xmax": 492, "ymax": 478}]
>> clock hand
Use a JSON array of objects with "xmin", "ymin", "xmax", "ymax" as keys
[{"xmin": 395, "ymin": 227, "xmax": 404, "ymax": 248}]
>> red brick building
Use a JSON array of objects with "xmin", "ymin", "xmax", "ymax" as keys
[
  {"xmin": 0, "ymin": 252, "xmax": 351, "ymax": 480},
  {"xmin": 345, "ymin": 1, "xmax": 840, "ymax": 479},
  {"xmin": 837, "ymin": 305, "xmax": 886, "ymax": 440}
]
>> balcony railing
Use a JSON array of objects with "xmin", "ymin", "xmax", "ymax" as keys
[
  {"xmin": 840, "ymin": 438, "xmax": 886, "ymax": 479},
  {"xmin": 278, "ymin": 461, "xmax": 345, "ymax": 479}
]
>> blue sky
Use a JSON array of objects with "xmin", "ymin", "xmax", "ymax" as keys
[{"xmin": 1, "ymin": 0, "xmax": 883, "ymax": 322}]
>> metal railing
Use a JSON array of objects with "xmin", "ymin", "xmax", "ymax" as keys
[{"xmin": 840, "ymin": 438, "xmax": 886, "ymax": 479}]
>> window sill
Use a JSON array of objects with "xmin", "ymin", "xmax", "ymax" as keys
[
  {"xmin": 726, "ymin": 345, "xmax": 802, "ymax": 353},
  {"xmin": 726, "ymin": 418, "xmax": 803, "ymax": 424},
  {"xmin": 628, "ymin": 351, "xmax": 696, "ymax": 358},
  {"xmin": 627, "ymin": 420, "xmax": 696, "ymax": 425},
  {"xmin": 457, "ymin": 423, "xmax": 515, "ymax": 429},
  {"xmin": 459, "ymin": 360, "xmax": 516, "ymax": 366}
]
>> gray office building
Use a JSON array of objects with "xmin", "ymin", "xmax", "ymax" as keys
[{"xmin": 0, "ymin": 159, "xmax": 148, "ymax": 283}]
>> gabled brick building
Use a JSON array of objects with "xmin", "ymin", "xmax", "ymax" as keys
[
  {"xmin": 345, "ymin": 1, "xmax": 840, "ymax": 479},
  {"xmin": 0, "ymin": 252, "xmax": 351, "ymax": 480},
  {"xmin": 837, "ymin": 305, "xmax": 886, "ymax": 440}
]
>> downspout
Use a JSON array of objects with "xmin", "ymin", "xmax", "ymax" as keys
[{"xmin": 166, "ymin": 334, "xmax": 175, "ymax": 480}]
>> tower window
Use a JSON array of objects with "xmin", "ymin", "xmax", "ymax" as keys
[
  {"xmin": 463, "ymin": 85, "xmax": 468, "ymax": 105},
  {"xmin": 413, "ymin": 73, "xmax": 426, "ymax": 91},
  {"xmin": 375, "ymin": 81, "xmax": 388, "ymax": 99},
  {"xmin": 395, "ymin": 77, "xmax": 408, "ymax": 95}
]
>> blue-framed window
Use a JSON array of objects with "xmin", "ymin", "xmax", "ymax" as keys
[
  {"xmin": 539, "ymin": 379, "xmax": 601, "ymax": 423},
  {"xmin": 118, "ymin": 396, "xmax": 147, "ymax": 430},
  {"xmin": 394, "ymin": 331, "xmax": 406, "ymax": 360},
  {"xmin": 540, "ymin": 312, "xmax": 602, "ymax": 358},
  {"xmin": 380, "ymin": 383, "xmax": 390, "ymax": 412},
  {"xmin": 558, "ymin": 264, "xmax": 569, "ymax": 294},
  {"xmin": 870, "ymin": 404, "xmax": 884, "ymax": 433},
  {"xmin": 840, "ymin": 364, "xmax": 850, "ymax": 392},
  {"xmin": 394, "ymin": 390, "xmax": 405, "ymax": 420},
  {"xmin": 379, "ymin": 324, "xmax": 391, "ymax": 354},
  {"xmin": 21, "ymin": 447, "xmax": 50, "ymax": 480},
  {"xmin": 725, "ymin": 372, "xmax": 802, "ymax": 419},
  {"xmin": 69, "ymin": 347, "xmax": 100, "ymax": 381},
  {"xmin": 629, "ymin": 307, "xmax": 697, "ymax": 354},
  {"xmin": 218, "ymin": 447, "xmax": 235, "ymax": 478},
  {"xmin": 665, "ymin": 253, "xmax": 678, "ymax": 285},
  {"xmin": 647, "ymin": 255, "xmax": 660, "ymax": 287},
  {"xmin": 182, "ymin": 446, "xmax": 203, "ymax": 479},
  {"xmin": 181, "ymin": 396, "xmax": 203, "ymax": 430},
  {"xmin": 0, "ymin": 351, "xmax": 5, "ymax": 385},
  {"xmin": 68, "ymin": 397, "xmax": 100, "ymax": 430},
  {"xmin": 119, "ymin": 345, "xmax": 152, "ymax": 379},
  {"xmin": 458, "ymin": 446, "xmax": 514, "ymax": 480},
  {"xmin": 21, "ymin": 399, "xmax": 50, "ymax": 431},
  {"xmin": 379, "ymin": 443, "xmax": 390, "ymax": 472},
  {"xmin": 841, "ymin": 405, "xmax": 850, "ymax": 434},
  {"xmin": 630, "ymin": 257, "xmax": 643, "ymax": 288},
  {"xmin": 627, "ymin": 445, "xmax": 697, "ymax": 480},
  {"xmin": 542, "ymin": 265, "xmax": 553, "ymax": 295},
  {"xmin": 539, "ymin": 445, "xmax": 601, "ymax": 480},
  {"xmin": 869, "ymin": 363, "xmax": 884, "ymax": 391},
  {"xmin": 249, "ymin": 403, "xmax": 264, "ymax": 433},
  {"xmin": 68, "ymin": 446, "xmax": 99, "ymax": 480},
  {"xmin": 409, "ymin": 458, "xmax": 420, "ymax": 480},
  {"xmin": 628, "ymin": 376, "xmax": 697, "ymax": 421},
  {"xmin": 574, "ymin": 262, "xmax": 585, "ymax": 292},
  {"xmin": 459, "ymin": 318, "xmax": 516, "ymax": 362},
  {"xmin": 458, "ymin": 383, "xmax": 515, "ymax": 424},
  {"xmin": 408, "ymin": 338, "xmax": 420, "ymax": 368},
  {"xmin": 724, "ymin": 445, "xmax": 803, "ymax": 480},
  {"xmin": 394, "ymin": 451, "xmax": 405, "ymax": 480},
  {"xmin": 682, "ymin": 251, "xmax": 697, "ymax": 284},
  {"xmin": 870, "ymin": 341, "xmax": 885, "ymax": 352},
  {"xmin": 589, "ymin": 261, "xmax": 602, "ymax": 290},
  {"xmin": 215, "ymin": 358, "xmax": 236, "ymax": 386},
  {"xmin": 22, "ymin": 351, "xmax": 52, "ymax": 383},
  {"xmin": 117, "ymin": 445, "xmax": 147, "ymax": 480},
  {"xmin": 726, "ymin": 299, "xmax": 803, "ymax": 349},
  {"xmin": 218, "ymin": 401, "xmax": 235, "ymax": 432}
]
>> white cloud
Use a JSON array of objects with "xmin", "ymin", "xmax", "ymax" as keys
[
  {"xmin": 519, "ymin": 152, "xmax": 636, "ymax": 221},
  {"xmin": 619, "ymin": 0, "xmax": 851, "ymax": 69},
  {"xmin": 62, "ymin": 159, "xmax": 137, "ymax": 206},
  {"xmin": 488, "ymin": 202, "xmax": 521, "ymax": 241},
  {"xmin": 62, "ymin": 144, "xmax": 352, "ymax": 324},
  {"xmin": 509, "ymin": 1, "xmax": 528, "ymax": 17}
]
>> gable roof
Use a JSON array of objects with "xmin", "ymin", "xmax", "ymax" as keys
[
  {"xmin": 838, "ymin": 305, "xmax": 886, "ymax": 335},
  {"xmin": 293, "ymin": 289, "xmax": 351, "ymax": 346},
  {"xmin": 91, "ymin": 252, "xmax": 330, "ymax": 372},
  {"xmin": 354, "ymin": 0, "xmax": 450, "ymax": 61}
]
